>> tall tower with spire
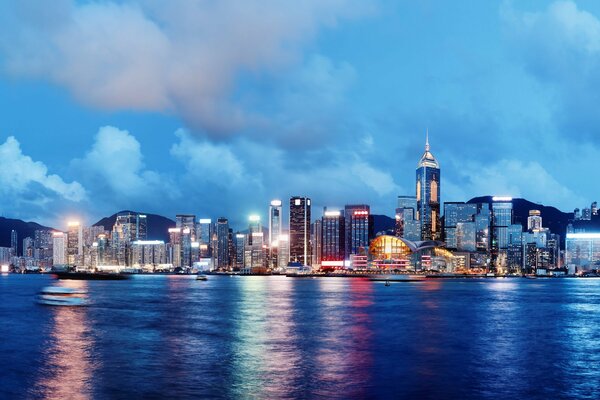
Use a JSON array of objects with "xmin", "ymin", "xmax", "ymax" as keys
[{"xmin": 416, "ymin": 130, "xmax": 441, "ymax": 240}]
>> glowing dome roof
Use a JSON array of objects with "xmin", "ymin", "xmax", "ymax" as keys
[{"xmin": 417, "ymin": 132, "xmax": 439, "ymax": 169}]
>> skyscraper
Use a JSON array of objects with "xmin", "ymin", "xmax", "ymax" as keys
[
  {"xmin": 343, "ymin": 204, "xmax": 372, "ymax": 261},
  {"xmin": 416, "ymin": 133, "xmax": 441, "ymax": 240},
  {"xmin": 491, "ymin": 197, "xmax": 513, "ymax": 270},
  {"xmin": 269, "ymin": 200, "xmax": 283, "ymax": 268},
  {"xmin": 395, "ymin": 196, "xmax": 420, "ymax": 241},
  {"xmin": 216, "ymin": 217, "xmax": 230, "ymax": 269},
  {"xmin": 197, "ymin": 219, "xmax": 212, "ymax": 258},
  {"xmin": 67, "ymin": 221, "xmax": 83, "ymax": 266},
  {"xmin": 321, "ymin": 210, "xmax": 345, "ymax": 268},
  {"xmin": 289, "ymin": 196, "xmax": 311, "ymax": 266},
  {"xmin": 176, "ymin": 215, "xmax": 197, "ymax": 266},
  {"xmin": 52, "ymin": 232, "xmax": 66, "ymax": 266},
  {"xmin": 10, "ymin": 230, "xmax": 17, "ymax": 257}
]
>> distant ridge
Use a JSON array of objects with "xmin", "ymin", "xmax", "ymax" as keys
[
  {"xmin": 0, "ymin": 217, "xmax": 54, "ymax": 250},
  {"xmin": 93, "ymin": 211, "xmax": 175, "ymax": 242}
]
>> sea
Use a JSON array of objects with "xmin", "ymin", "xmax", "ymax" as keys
[{"xmin": 1, "ymin": 274, "xmax": 600, "ymax": 399}]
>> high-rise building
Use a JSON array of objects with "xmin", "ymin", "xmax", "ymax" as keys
[
  {"xmin": 395, "ymin": 196, "xmax": 420, "ymax": 241},
  {"xmin": 582, "ymin": 208, "xmax": 592, "ymax": 221},
  {"xmin": 312, "ymin": 220, "xmax": 322, "ymax": 267},
  {"xmin": 67, "ymin": 221, "xmax": 83, "ymax": 266},
  {"xmin": 491, "ymin": 197, "xmax": 513, "ymax": 269},
  {"xmin": 592, "ymin": 202, "xmax": 598, "ymax": 216},
  {"xmin": 176, "ymin": 214, "xmax": 197, "ymax": 238},
  {"xmin": 444, "ymin": 202, "xmax": 477, "ymax": 249},
  {"xmin": 245, "ymin": 215, "xmax": 264, "ymax": 270},
  {"xmin": 112, "ymin": 213, "xmax": 144, "ymax": 266},
  {"xmin": 52, "ymin": 232, "xmax": 67, "ymax": 266},
  {"xmin": 527, "ymin": 210, "xmax": 543, "ymax": 231},
  {"xmin": 344, "ymin": 204, "xmax": 372, "ymax": 261},
  {"xmin": 197, "ymin": 219, "xmax": 212, "ymax": 258},
  {"xmin": 216, "ymin": 217, "xmax": 230, "ymax": 269},
  {"xmin": 269, "ymin": 200, "xmax": 283, "ymax": 268},
  {"xmin": 168, "ymin": 228, "xmax": 182, "ymax": 268},
  {"xmin": 23, "ymin": 237, "xmax": 34, "ymax": 258},
  {"xmin": 10, "ymin": 230, "xmax": 17, "ymax": 257},
  {"xmin": 416, "ymin": 133, "xmax": 441, "ymax": 240},
  {"xmin": 234, "ymin": 233, "xmax": 245, "ymax": 269},
  {"xmin": 290, "ymin": 196, "xmax": 311, "ymax": 266},
  {"xmin": 321, "ymin": 210, "xmax": 345, "ymax": 268}
]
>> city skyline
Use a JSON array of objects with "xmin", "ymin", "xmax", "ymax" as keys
[{"xmin": 0, "ymin": 1, "xmax": 599, "ymax": 228}]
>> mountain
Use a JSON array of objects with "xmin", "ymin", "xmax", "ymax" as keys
[
  {"xmin": 93, "ymin": 211, "xmax": 175, "ymax": 242},
  {"xmin": 0, "ymin": 217, "xmax": 54, "ymax": 250},
  {"xmin": 372, "ymin": 214, "xmax": 395, "ymax": 235},
  {"xmin": 467, "ymin": 196, "xmax": 574, "ymax": 245}
]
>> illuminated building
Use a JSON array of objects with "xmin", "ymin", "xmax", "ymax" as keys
[
  {"xmin": 312, "ymin": 219, "xmax": 322, "ymax": 266},
  {"xmin": 289, "ymin": 196, "xmax": 311, "ymax": 266},
  {"xmin": 491, "ymin": 197, "xmax": 513, "ymax": 270},
  {"xmin": 197, "ymin": 219, "xmax": 213, "ymax": 258},
  {"xmin": 444, "ymin": 202, "xmax": 477, "ymax": 249},
  {"xmin": 176, "ymin": 214, "xmax": 196, "ymax": 268},
  {"xmin": 321, "ymin": 210, "xmax": 345, "ymax": 268},
  {"xmin": 565, "ymin": 233, "xmax": 600, "ymax": 272},
  {"xmin": 368, "ymin": 235, "xmax": 449, "ymax": 271},
  {"xmin": 168, "ymin": 228, "xmax": 182, "ymax": 268},
  {"xmin": 245, "ymin": 215, "xmax": 264, "ymax": 270},
  {"xmin": 527, "ymin": 210, "xmax": 542, "ymax": 231},
  {"xmin": 416, "ymin": 133, "xmax": 441, "ymax": 240},
  {"xmin": 176, "ymin": 214, "xmax": 197, "ymax": 238},
  {"xmin": 269, "ymin": 200, "xmax": 283, "ymax": 268},
  {"xmin": 395, "ymin": 196, "xmax": 420, "ymax": 241},
  {"xmin": 130, "ymin": 240, "xmax": 167, "ymax": 271},
  {"xmin": 52, "ymin": 232, "xmax": 67, "ymax": 266},
  {"xmin": 234, "ymin": 233, "xmax": 245, "ymax": 270},
  {"xmin": 216, "ymin": 217, "xmax": 230, "ymax": 269},
  {"xmin": 66, "ymin": 221, "xmax": 83, "ymax": 266},
  {"xmin": 344, "ymin": 204, "xmax": 372, "ymax": 261},
  {"xmin": 277, "ymin": 233, "xmax": 290, "ymax": 269}
]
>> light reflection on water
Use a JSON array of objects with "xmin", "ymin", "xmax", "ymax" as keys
[{"xmin": 1, "ymin": 275, "xmax": 600, "ymax": 399}]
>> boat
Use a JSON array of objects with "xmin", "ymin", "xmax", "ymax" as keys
[
  {"xmin": 385, "ymin": 280, "xmax": 391, "ymax": 286},
  {"xmin": 53, "ymin": 271, "xmax": 130, "ymax": 280},
  {"xmin": 196, "ymin": 274, "xmax": 208, "ymax": 281},
  {"xmin": 37, "ymin": 286, "xmax": 88, "ymax": 306}
]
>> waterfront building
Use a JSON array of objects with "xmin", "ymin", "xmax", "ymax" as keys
[
  {"xmin": 216, "ymin": 217, "xmax": 230, "ymax": 269},
  {"xmin": 321, "ymin": 210, "xmax": 345, "ymax": 268},
  {"xmin": 491, "ymin": 197, "xmax": 513, "ymax": 270},
  {"xmin": 66, "ymin": 221, "xmax": 83, "ymax": 266},
  {"xmin": 52, "ymin": 232, "xmax": 67, "ymax": 266},
  {"xmin": 443, "ymin": 202, "xmax": 477, "ymax": 249},
  {"xmin": 369, "ymin": 235, "xmax": 451, "ymax": 271},
  {"xmin": 278, "ymin": 233, "xmax": 290, "ymax": 270},
  {"xmin": 168, "ymin": 228, "xmax": 182, "ymax": 268},
  {"xmin": 565, "ymin": 233, "xmax": 600, "ymax": 272},
  {"xmin": 11, "ymin": 230, "xmax": 17, "ymax": 257},
  {"xmin": 395, "ymin": 196, "xmax": 420, "ymax": 241},
  {"xmin": 456, "ymin": 222, "xmax": 476, "ymax": 252},
  {"xmin": 245, "ymin": 215, "xmax": 265, "ymax": 270},
  {"xmin": 96, "ymin": 234, "xmax": 109, "ymax": 267},
  {"xmin": 312, "ymin": 219, "xmax": 322, "ymax": 267},
  {"xmin": 344, "ymin": 204, "xmax": 372, "ymax": 261},
  {"xmin": 290, "ymin": 196, "xmax": 311, "ymax": 266},
  {"xmin": 524, "ymin": 242, "xmax": 538, "ymax": 274},
  {"xmin": 197, "ymin": 219, "xmax": 212, "ymax": 258},
  {"xmin": 130, "ymin": 240, "xmax": 167, "ymax": 271},
  {"xmin": 234, "ymin": 233, "xmax": 245, "ymax": 270},
  {"xmin": 416, "ymin": 133, "xmax": 441, "ymax": 240},
  {"xmin": 269, "ymin": 200, "xmax": 283, "ymax": 268}
]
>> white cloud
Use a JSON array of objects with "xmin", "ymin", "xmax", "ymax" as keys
[
  {"xmin": 0, "ymin": 136, "xmax": 86, "ymax": 202},
  {"xmin": 0, "ymin": 1, "xmax": 370, "ymax": 135},
  {"xmin": 73, "ymin": 126, "xmax": 177, "ymax": 202}
]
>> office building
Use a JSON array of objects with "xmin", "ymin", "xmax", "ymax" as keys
[
  {"xmin": 527, "ymin": 210, "xmax": 543, "ymax": 231},
  {"xmin": 216, "ymin": 217, "xmax": 230, "ymax": 269},
  {"xmin": 52, "ymin": 232, "xmax": 67, "ymax": 266},
  {"xmin": 344, "ymin": 204, "xmax": 372, "ymax": 261},
  {"xmin": 290, "ymin": 196, "xmax": 311, "ymax": 265},
  {"xmin": 321, "ymin": 210, "xmax": 345, "ymax": 268},
  {"xmin": 395, "ymin": 196, "xmax": 420, "ymax": 241},
  {"xmin": 416, "ymin": 133, "xmax": 441, "ymax": 240}
]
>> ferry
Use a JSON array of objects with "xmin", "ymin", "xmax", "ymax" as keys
[
  {"xmin": 54, "ymin": 271, "xmax": 129, "ymax": 280},
  {"xmin": 38, "ymin": 286, "xmax": 88, "ymax": 306},
  {"xmin": 196, "ymin": 274, "xmax": 208, "ymax": 281}
]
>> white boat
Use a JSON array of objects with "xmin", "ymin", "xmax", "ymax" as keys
[
  {"xmin": 196, "ymin": 274, "xmax": 208, "ymax": 281},
  {"xmin": 38, "ymin": 286, "xmax": 88, "ymax": 306}
]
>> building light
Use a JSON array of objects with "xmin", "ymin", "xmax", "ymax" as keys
[
  {"xmin": 566, "ymin": 233, "xmax": 600, "ymax": 239},
  {"xmin": 324, "ymin": 210, "xmax": 341, "ymax": 217},
  {"xmin": 354, "ymin": 210, "xmax": 369, "ymax": 216},
  {"xmin": 199, "ymin": 219, "xmax": 212, "ymax": 224},
  {"xmin": 492, "ymin": 196, "xmax": 513, "ymax": 202},
  {"xmin": 168, "ymin": 228, "xmax": 181, "ymax": 233},
  {"xmin": 249, "ymin": 215, "xmax": 260, "ymax": 222},
  {"xmin": 271, "ymin": 200, "xmax": 282, "ymax": 207},
  {"xmin": 67, "ymin": 221, "xmax": 80, "ymax": 227}
]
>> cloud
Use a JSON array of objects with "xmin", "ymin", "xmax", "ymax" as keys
[
  {"xmin": 72, "ymin": 126, "xmax": 178, "ymax": 208},
  {"xmin": 0, "ymin": 136, "xmax": 85, "ymax": 202},
  {"xmin": 0, "ymin": 1, "xmax": 371, "ymax": 137},
  {"xmin": 502, "ymin": 0, "xmax": 600, "ymax": 140},
  {"xmin": 444, "ymin": 159, "xmax": 580, "ymax": 209}
]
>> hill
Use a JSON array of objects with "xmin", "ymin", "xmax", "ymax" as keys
[{"xmin": 0, "ymin": 217, "xmax": 54, "ymax": 253}]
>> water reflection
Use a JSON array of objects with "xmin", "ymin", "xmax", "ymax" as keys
[{"xmin": 32, "ymin": 280, "xmax": 96, "ymax": 399}]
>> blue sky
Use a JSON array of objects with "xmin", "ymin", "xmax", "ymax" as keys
[{"xmin": 0, "ymin": 0, "xmax": 598, "ymax": 229}]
